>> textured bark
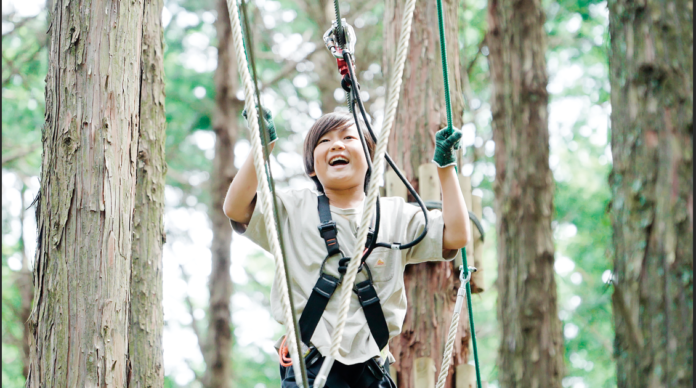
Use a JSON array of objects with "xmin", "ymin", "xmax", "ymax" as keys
[
  {"xmin": 17, "ymin": 179, "xmax": 33, "ymax": 379},
  {"xmin": 127, "ymin": 0, "xmax": 167, "ymax": 386},
  {"xmin": 487, "ymin": 0, "xmax": 565, "ymax": 386},
  {"xmin": 201, "ymin": 0, "xmax": 240, "ymax": 386},
  {"xmin": 607, "ymin": 0, "xmax": 693, "ymax": 386},
  {"xmin": 383, "ymin": 0, "xmax": 468, "ymax": 386},
  {"xmin": 27, "ymin": 0, "xmax": 145, "ymax": 386}
]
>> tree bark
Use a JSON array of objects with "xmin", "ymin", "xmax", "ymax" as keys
[
  {"xmin": 127, "ymin": 0, "xmax": 167, "ymax": 386},
  {"xmin": 607, "ymin": 0, "xmax": 693, "ymax": 386},
  {"xmin": 384, "ymin": 0, "xmax": 468, "ymax": 386},
  {"xmin": 27, "ymin": 0, "xmax": 145, "ymax": 386},
  {"xmin": 201, "ymin": 0, "xmax": 241, "ymax": 386},
  {"xmin": 17, "ymin": 178, "xmax": 33, "ymax": 379},
  {"xmin": 486, "ymin": 0, "xmax": 565, "ymax": 386}
]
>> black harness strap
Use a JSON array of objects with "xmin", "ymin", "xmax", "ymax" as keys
[
  {"xmin": 355, "ymin": 279, "xmax": 390, "ymax": 350},
  {"xmin": 297, "ymin": 194, "xmax": 390, "ymax": 350},
  {"xmin": 317, "ymin": 195, "xmax": 341, "ymax": 257},
  {"xmin": 299, "ymin": 272, "xmax": 340, "ymax": 346}
]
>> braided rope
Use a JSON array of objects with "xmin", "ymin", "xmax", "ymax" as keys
[
  {"xmin": 329, "ymin": 0, "xmax": 418, "ymax": 359},
  {"xmin": 435, "ymin": 311, "xmax": 461, "ymax": 388},
  {"xmin": 225, "ymin": 0, "xmax": 305, "ymax": 383},
  {"xmin": 434, "ymin": 269, "xmax": 471, "ymax": 387}
]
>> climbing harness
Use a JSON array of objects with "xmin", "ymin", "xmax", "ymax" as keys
[{"xmin": 298, "ymin": 195, "xmax": 390, "ymax": 350}]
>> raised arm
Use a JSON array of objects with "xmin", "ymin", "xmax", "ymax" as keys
[
  {"xmin": 222, "ymin": 107, "xmax": 277, "ymax": 224},
  {"xmin": 222, "ymin": 142, "xmax": 274, "ymax": 223},
  {"xmin": 438, "ymin": 165, "xmax": 470, "ymax": 250},
  {"xmin": 432, "ymin": 126, "xmax": 470, "ymax": 250}
]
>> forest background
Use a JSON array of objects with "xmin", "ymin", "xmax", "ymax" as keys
[{"xmin": 2, "ymin": 0, "xmax": 614, "ymax": 386}]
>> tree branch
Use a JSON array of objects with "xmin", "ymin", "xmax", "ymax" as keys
[
  {"xmin": 179, "ymin": 264, "xmax": 209, "ymax": 358},
  {"xmin": 1, "ymin": 14, "xmax": 40, "ymax": 37},
  {"xmin": 2, "ymin": 144, "xmax": 40, "ymax": 166},
  {"xmin": 465, "ymin": 33, "xmax": 487, "ymax": 77},
  {"xmin": 260, "ymin": 47, "xmax": 319, "ymax": 92}
]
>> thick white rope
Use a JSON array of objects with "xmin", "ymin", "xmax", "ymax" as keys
[
  {"xmin": 226, "ymin": 0, "xmax": 305, "ymax": 383},
  {"xmin": 314, "ymin": 0, "xmax": 419, "ymax": 385},
  {"xmin": 435, "ymin": 311, "xmax": 461, "ymax": 388},
  {"xmin": 435, "ymin": 269, "xmax": 471, "ymax": 388}
]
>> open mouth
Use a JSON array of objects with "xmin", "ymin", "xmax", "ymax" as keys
[{"xmin": 328, "ymin": 156, "xmax": 350, "ymax": 166}]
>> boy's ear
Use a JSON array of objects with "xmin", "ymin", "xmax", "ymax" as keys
[{"xmin": 308, "ymin": 171, "xmax": 316, "ymax": 177}]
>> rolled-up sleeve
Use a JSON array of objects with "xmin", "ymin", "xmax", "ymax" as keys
[
  {"xmin": 229, "ymin": 192, "xmax": 288, "ymax": 252},
  {"xmin": 403, "ymin": 208, "xmax": 460, "ymax": 265}
]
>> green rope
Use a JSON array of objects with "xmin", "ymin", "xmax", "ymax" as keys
[
  {"xmin": 460, "ymin": 247, "xmax": 483, "ymax": 388},
  {"xmin": 436, "ymin": 0, "xmax": 453, "ymax": 130},
  {"xmin": 238, "ymin": 2, "xmax": 309, "ymax": 387},
  {"xmin": 334, "ymin": 0, "xmax": 344, "ymax": 46},
  {"xmin": 436, "ymin": 0, "xmax": 482, "ymax": 384}
]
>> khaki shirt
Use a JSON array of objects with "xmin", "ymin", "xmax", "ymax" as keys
[{"xmin": 231, "ymin": 188, "xmax": 458, "ymax": 365}]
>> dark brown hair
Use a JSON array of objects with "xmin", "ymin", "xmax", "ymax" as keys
[{"xmin": 303, "ymin": 112, "xmax": 375, "ymax": 192}]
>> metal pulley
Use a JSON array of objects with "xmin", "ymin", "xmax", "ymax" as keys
[{"xmin": 323, "ymin": 19, "xmax": 358, "ymax": 91}]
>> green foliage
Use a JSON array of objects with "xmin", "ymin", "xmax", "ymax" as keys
[{"xmin": 1, "ymin": 0, "xmax": 619, "ymax": 386}]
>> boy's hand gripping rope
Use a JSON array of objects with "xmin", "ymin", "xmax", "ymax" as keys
[
  {"xmin": 226, "ymin": 0, "xmax": 307, "ymax": 386},
  {"xmin": 313, "ymin": 0, "xmax": 418, "ymax": 386}
]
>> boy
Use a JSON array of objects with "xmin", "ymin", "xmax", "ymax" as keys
[{"xmin": 224, "ymin": 111, "xmax": 470, "ymax": 387}]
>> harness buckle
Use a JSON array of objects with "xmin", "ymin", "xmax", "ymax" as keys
[{"xmin": 317, "ymin": 220, "xmax": 337, "ymax": 236}]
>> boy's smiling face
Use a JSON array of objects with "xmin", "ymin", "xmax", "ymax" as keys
[{"xmin": 310, "ymin": 125, "xmax": 369, "ymax": 192}]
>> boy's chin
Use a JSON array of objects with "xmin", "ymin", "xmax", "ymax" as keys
[{"xmin": 319, "ymin": 178, "xmax": 364, "ymax": 192}]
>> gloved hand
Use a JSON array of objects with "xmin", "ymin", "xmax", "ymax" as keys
[
  {"xmin": 242, "ymin": 106, "xmax": 277, "ymax": 143},
  {"xmin": 432, "ymin": 126, "xmax": 463, "ymax": 168}
]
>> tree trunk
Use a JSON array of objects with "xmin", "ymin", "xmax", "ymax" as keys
[
  {"xmin": 17, "ymin": 178, "xmax": 33, "ymax": 379},
  {"xmin": 384, "ymin": 0, "xmax": 468, "ymax": 386},
  {"xmin": 201, "ymin": 0, "xmax": 241, "ymax": 385},
  {"xmin": 127, "ymin": 0, "xmax": 167, "ymax": 386},
  {"xmin": 607, "ymin": 0, "xmax": 693, "ymax": 386},
  {"xmin": 487, "ymin": 0, "xmax": 565, "ymax": 386},
  {"xmin": 27, "ymin": 0, "xmax": 145, "ymax": 386}
]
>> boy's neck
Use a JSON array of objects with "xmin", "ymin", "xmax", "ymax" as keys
[{"xmin": 323, "ymin": 185, "xmax": 366, "ymax": 209}]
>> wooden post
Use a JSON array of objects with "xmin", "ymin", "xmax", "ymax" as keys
[
  {"xmin": 414, "ymin": 357, "xmax": 436, "ymax": 388},
  {"xmin": 456, "ymin": 175, "xmax": 473, "ymax": 269},
  {"xmin": 385, "ymin": 169, "xmax": 408, "ymax": 200},
  {"xmin": 418, "ymin": 163, "xmax": 441, "ymax": 201},
  {"xmin": 470, "ymin": 194, "xmax": 484, "ymax": 293},
  {"xmin": 455, "ymin": 364, "xmax": 476, "ymax": 388}
]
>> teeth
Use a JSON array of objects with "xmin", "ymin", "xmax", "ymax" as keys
[{"xmin": 329, "ymin": 156, "xmax": 349, "ymax": 166}]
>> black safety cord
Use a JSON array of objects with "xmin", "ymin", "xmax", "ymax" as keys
[{"xmin": 341, "ymin": 51, "xmax": 430, "ymax": 259}]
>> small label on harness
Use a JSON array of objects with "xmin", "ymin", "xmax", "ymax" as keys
[{"xmin": 376, "ymin": 259, "xmax": 385, "ymax": 267}]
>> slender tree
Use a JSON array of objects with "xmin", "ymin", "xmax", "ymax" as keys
[
  {"xmin": 487, "ymin": 0, "xmax": 564, "ymax": 385},
  {"xmin": 202, "ymin": 0, "xmax": 241, "ymax": 385},
  {"xmin": 607, "ymin": 0, "xmax": 693, "ymax": 386},
  {"xmin": 384, "ymin": 0, "xmax": 469, "ymax": 385},
  {"xmin": 127, "ymin": 0, "xmax": 167, "ymax": 385},
  {"xmin": 26, "ymin": 0, "xmax": 159, "ymax": 385}
]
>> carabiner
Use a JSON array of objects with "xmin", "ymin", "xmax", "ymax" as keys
[{"xmin": 323, "ymin": 19, "xmax": 357, "ymax": 58}]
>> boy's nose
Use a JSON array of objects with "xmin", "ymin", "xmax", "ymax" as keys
[{"xmin": 331, "ymin": 141, "xmax": 346, "ymax": 150}]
